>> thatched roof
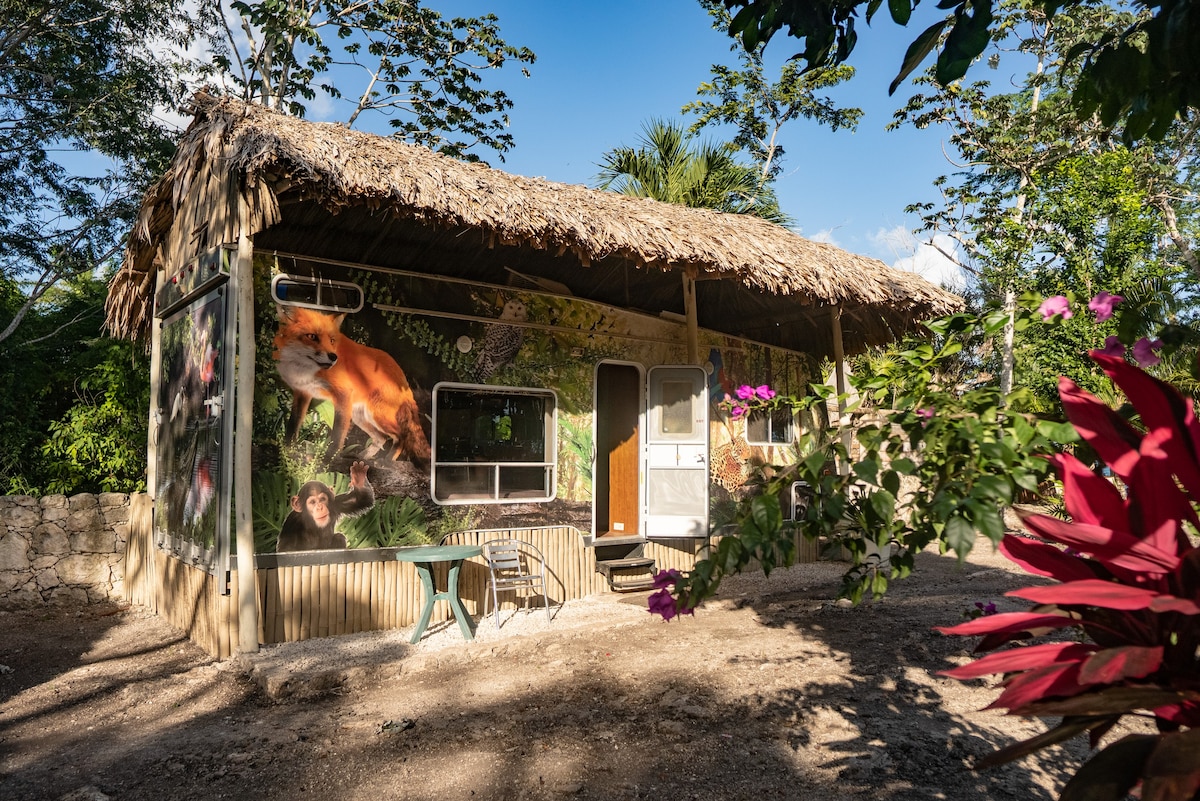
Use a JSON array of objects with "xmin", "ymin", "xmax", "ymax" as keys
[{"xmin": 105, "ymin": 92, "xmax": 961, "ymax": 357}]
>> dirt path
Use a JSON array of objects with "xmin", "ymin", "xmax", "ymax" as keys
[{"xmin": 1, "ymin": 536, "xmax": 1131, "ymax": 801}]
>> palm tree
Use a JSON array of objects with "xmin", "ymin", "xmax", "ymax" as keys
[{"xmin": 596, "ymin": 119, "xmax": 791, "ymax": 225}]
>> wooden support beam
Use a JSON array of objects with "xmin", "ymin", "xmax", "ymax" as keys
[
  {"xmin": 683, "ymin": 268, "xmax": 699, "ymax": 364},
  {"xmin": 831, "ymin": 305, "xmax": 851, "ymax": 475},
  {"xmin": 234, "ymin": 200, "xmax": 259, "ymax": 654}
]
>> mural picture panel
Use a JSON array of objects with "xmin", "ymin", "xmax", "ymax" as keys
[{"xmin": 155, "ymin": 290, "xmax": 226, "ymax": 567}]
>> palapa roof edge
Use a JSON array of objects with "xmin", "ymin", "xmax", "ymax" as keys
[{"xmin": 104, "ymin": 91, "xmax": 962, "ymax": 341}]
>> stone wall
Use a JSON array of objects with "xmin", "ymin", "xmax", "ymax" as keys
[{"xmin": 0, "ymin": 493, "xmax": 130, "ymax": 608}]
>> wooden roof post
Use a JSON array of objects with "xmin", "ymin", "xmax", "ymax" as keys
[
  {"xmin": 683, "ymin": 268, "xmax": 699, "ymax": 364},
  {"xmin": 234, "ymin": 199, "xmax": 259, "ymax": 654},
  {"xmin": 831, "ymin": 304, "xmax": 851, "ymax": 475}
]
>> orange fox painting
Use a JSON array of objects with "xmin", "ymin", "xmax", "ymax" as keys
[{"xmin": 272, "ymin": 305, "xmax": 430, "ymax": 468}]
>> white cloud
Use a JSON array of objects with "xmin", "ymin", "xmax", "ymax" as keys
[
  {"xmin": 806, "ymin": 228, "xmax": 840, "ymax": 247},
  {"xmin": 872, "ymin": 226, "xmax": 968, "ymax": 293}
]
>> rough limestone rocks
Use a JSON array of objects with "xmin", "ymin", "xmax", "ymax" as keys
[{"xmin": 0, "ymin": 493, "xmax": 130, "ymax": 608}]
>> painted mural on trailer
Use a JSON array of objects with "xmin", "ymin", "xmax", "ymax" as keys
[
  {"xmin": 245, "ymin": 255, "xmax": 813, "ymax": 554},
  {"xmin": 156, "ymin": 290, "xmax": 225, "ymax": 558}
]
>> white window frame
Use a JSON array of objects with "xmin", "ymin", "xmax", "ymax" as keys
[
  {"xmin": 430, "ymin": 382, "xmax": 557, "ymax": 505},
  {"xmin": 270, "ymin": 273, "xmax": 364, "ymax": 312}
]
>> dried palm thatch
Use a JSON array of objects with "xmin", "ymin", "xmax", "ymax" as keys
[{"xmin": 105, "ymin": 92, "xmax": 961, "ymax": 356}]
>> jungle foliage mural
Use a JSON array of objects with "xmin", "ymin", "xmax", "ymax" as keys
[{"xmin": 246, "ymin": 254, "xmax": 814, "ymax": 554}]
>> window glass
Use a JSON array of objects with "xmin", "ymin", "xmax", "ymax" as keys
[
  {"xmin": 659, "ymin": 380, "xmax": 694, "ymax": 435},
  {"xmin": 271, "ymin": 274, "xmax": 364, "ymax": 312},
  {"xmin": 432, "ymin": 384, "xmax": 556, "ymax": 504},
  {"xmin": 746, "ymin": 408, "xmax": 795, "ymax": 445}
]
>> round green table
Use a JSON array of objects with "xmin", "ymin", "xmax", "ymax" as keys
[{"xmin": 395, "ymin": 544, "xmax": 483, "ymax": 643}]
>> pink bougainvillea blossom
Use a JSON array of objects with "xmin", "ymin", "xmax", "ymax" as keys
[
  {"xmin": 1098, "ymin": 336, "xmax": 1125, "ymax": 358},
  {"xmin": 1038, "ymin": 295, "xmax": 1072, "ymax": 321},
  {"xmin": 754, "ymin": 385, "xmax": 776, "ymax": 401},
  {"xmin": 1132, "ymin": 337, "xmax": 1163, "ymax": 367},
  {"xmin": 651, "ymin": 569, "xmax": 682, "ymax": 589},
  {"xmin": 1088, "ymin": 291, "xmax": 1124, "ymax": 322},
  {"xmin": 736, "ymin": 385, "xmax": 756, "ymax": 400}
]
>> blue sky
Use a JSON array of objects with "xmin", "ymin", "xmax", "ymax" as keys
[{"xmin": 385, "ymin": 0, "xmax": 978, "ymax": 291}]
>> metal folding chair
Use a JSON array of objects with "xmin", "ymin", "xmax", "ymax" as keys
[{"xmin": 482, "ymin": 538, "xmax": 551, "ymax": 627}]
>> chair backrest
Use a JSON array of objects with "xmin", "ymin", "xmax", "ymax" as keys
[{"xmin": 484, "ymin": 540, "xmax": 526, "ymax": 572}]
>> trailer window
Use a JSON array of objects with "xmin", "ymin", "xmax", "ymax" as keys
[
  {"xmin": 271, "ymin": 274, "xmax": 363, "ymax": 313},
  {"xmin": 746, "ymin": 408, "xmax": 795, "ymax": 445},
  {"xmin": 431, "ymin": 383, "xmax": 557, "ymax": 504}
]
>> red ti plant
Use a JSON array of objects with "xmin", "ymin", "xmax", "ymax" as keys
[{"xmin": 936, "ymin": 351, "xmax": 1200, "ymax": 801}]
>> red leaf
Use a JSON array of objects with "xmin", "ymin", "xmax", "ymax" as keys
[
  {"xmin": 936, "ymin": 610, "xmax": 1080, "ymax": 637},
  {"xmin": 1094, "ymin": 351, "xmax": 1200, "ymax": 501},
  {"xmin": 1059, "ymin": 375, "xmax": 1143, "ymax": 480},
  {"xmin": 1155, "ymin": 700, "xmax": 1200, "ymax": 727},
  {"xmin": 1000, "ymin": 535, "xmax": 1101, "ymax": 582},
  {"xmin": 939, "ymin": 642, "xmax": 1096, "ymax": 680},
  {"xmin": 1141, "ymin": 729, "xmax": 1200, "ymax": 801},
  {"xmin": 1052, "ymin": 451, "xmax": 1129, "ymax": 529},
  {"xmin": 1007, "ymin": 579, "xmax": 1186, "ymax": 611},
  {"xmin": 990, "ymin": 662, "xmax": 1086, "ymax": 711},
  {"xmin": 1124, "ymin": 426, "xmax": 1199, "ymax": 555},
  {"xmin": 1078, "ymin": 645, "xmax": 1164, "ymax": 684},
  {"xmin": 1020, "ymin": 514, "xmax": 1180, "ymax": 575}
]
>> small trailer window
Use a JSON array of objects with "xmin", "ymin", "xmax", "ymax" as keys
[
  {"xmin": 746, "ymin": 408, "xmax": 796, "ymax": 445},
  {"xmin": 431, "ymin": 383, "xmax": 557, "ymax": 504},
  {"xmin": 271, "ymin": 274, "xmax": 364, "ymax": 312}
]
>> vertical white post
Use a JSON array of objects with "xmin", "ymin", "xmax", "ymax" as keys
[
  {"xmin": 146, "ymin": 278, "xmax": 163, "ymax": 500},
  {"xmin": 831, "ymin": 305, "xmax": 851, "ymax": 475},
  {"xmin": 234, "ymin": 202, "xmax": 259, "ymax": 654}
]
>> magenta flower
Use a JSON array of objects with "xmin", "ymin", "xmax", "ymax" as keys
[
  {"xmin": 1132, "ymin": 337, "xmax": 1163, "ymax": 367},
  {"xmin": 1097, "ymin": 336, "xmax": 1125, "ymax": 358},
  {"xmin": 916, "ymin": 407, "xmax": 935, "ymax": 420},
  {"xmin": 648, "ymin": 588, "xmax": 689, "ymax": 621},
  {"xmin": 736, "ymin": 385, "xmax": 756, "ymax": 400},
  {"xmin": 1088, "ymin": 291, "xmax": 1124, "ymax": 322},
  {"xmin": 1038, "ymin": 295, "xmax": 1072, "ymax": 321},
  {"xmin": 730, "ymin": 403, "xmax": 747, "ymax": 417},
  {"xmin": 651, "ymin": 568, "xmax": 682, "ymax": 589},
  {"xmin": 754, "ymin": 385, "xmax": 776, "ymax": 401}
]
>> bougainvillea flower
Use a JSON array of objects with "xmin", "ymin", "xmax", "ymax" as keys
[
  {"xmin": 651, "ymin": 568, "xmax": 681, "ymax": 589},
  {"xmin": 754, "ymin": 385, "xmax": 776, "ymax": 401},
  {"xmin": 1098, "ymin": 335, "xmax": 1125, "ymax": 357},
  {"xmin": 1132, "ymin": 337, "xmax": 1163, "ymax": 367},
  {"xmin": 916, "ymin": 407, "xmax": 935, "ymax": 420},
  {"xmin": 647, "ymin": 588, "xmax": 679, "ymax": 620},
  {"xmin": 1038, "ymin": 295, "xmax": 1072, "ymax": 320},
  {"xmin": 1088, "ymin": 291, "xmax": 1124, "ymax": 322},
  {"xmin": 730, "ymin": 404, "xmax": 747, "ymax": 417},
  {"xmin": 736, "ymin": 385, "xmax": 756, "ymax": 400}
]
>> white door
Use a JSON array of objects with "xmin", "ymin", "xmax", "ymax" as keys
[{"xmin": 644, "ymin": 366, "xmax": 708, "ymax": 538}]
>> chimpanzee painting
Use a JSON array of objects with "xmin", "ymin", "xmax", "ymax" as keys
[{"xmin": 276, "ymin": 460, "xmax": 375, "ymax": 552}]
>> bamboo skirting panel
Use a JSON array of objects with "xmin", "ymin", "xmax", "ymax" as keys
[
  {"xmin": 120, "ymin": 494, "xmax": 239, "ymax": 659},
  {"xmin": 124, "ymin": 507, "xmax": 825, "ymax": 655},
  {"xmin": 122, "ymin": 494, "xmax": 155, "ymax": 610}
]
